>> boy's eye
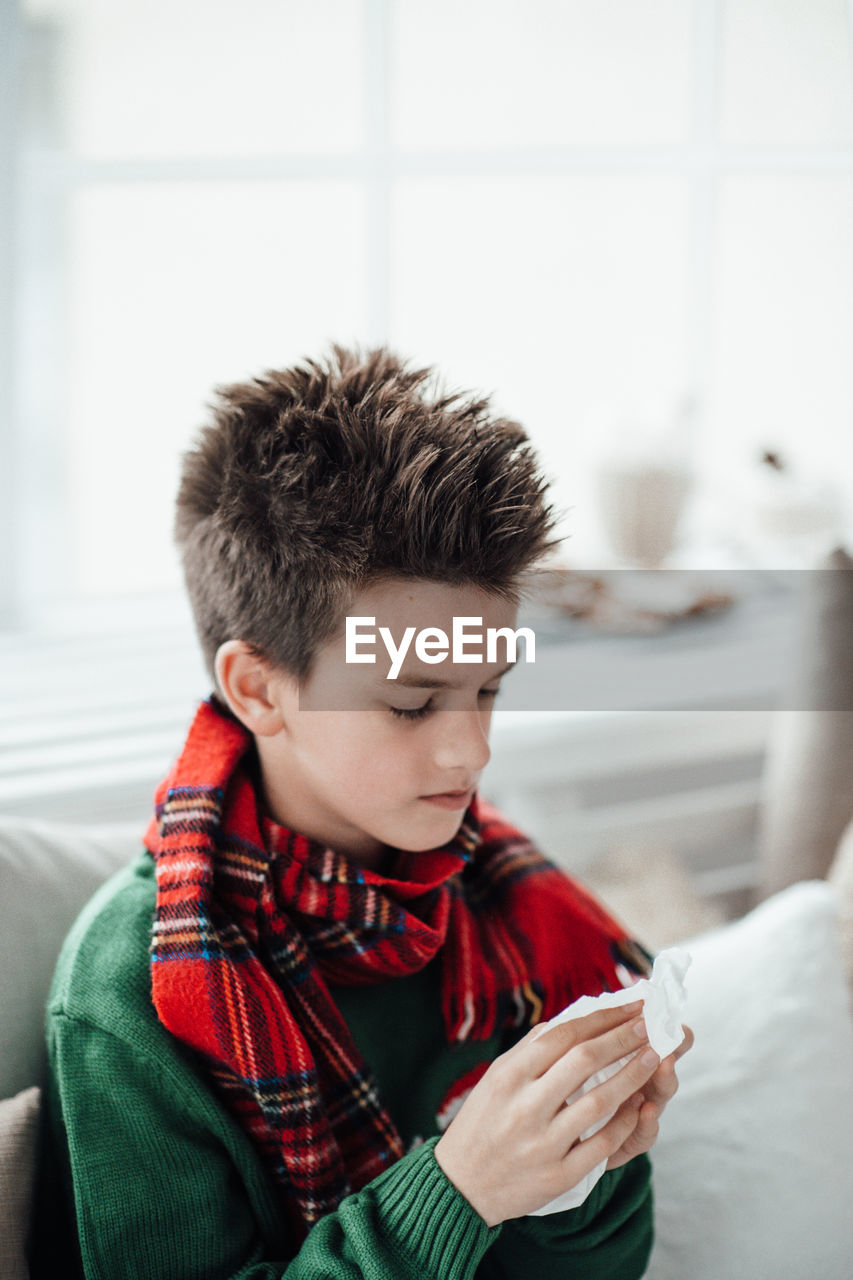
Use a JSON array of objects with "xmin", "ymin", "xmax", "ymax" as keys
[
  {"xmin": 389, "ymin": 686, "xmax": 500, "ymax": 721},
  {"xmin": 389, "ymin": 699, "xmax": 435, "ymax": 721}
]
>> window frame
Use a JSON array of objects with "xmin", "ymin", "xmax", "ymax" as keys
[{"xmin": 3, "ymin": 0, "xmax": 853, "ymax": 630}]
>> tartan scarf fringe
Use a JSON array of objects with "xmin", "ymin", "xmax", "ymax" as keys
[{"xmin": 146, "ymin": 696, "xmax": 638, "ymax": 1242}]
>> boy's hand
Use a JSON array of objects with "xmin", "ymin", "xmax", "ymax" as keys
[
  {"xmin": 605, "ymin": 1024, "xmax": 694, "ymax": 1170},
  {"xmin": 433, "ymin": 1002, "xmax": 662, "ymax": 1228}
]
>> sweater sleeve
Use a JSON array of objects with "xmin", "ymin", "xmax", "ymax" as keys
[
  {"xmin": 474, "ymin": 1155, "xmax": 653, "ymax": 1280},
  {"xmin": 39, "ymin": 1012, "xmax": 502, "ymax": 1280}
]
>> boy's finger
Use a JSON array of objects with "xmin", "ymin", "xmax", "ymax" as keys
[
  {"xmin": 537, "ymin": 1015, "xmax": 651, "ymax": 1106},
  {"xmin": 615, "ymin": 1098, "xmax": 660, "ymax": 1162},
  {"xmin": 520, "ymin": 1001, "xmax": 644, "ymax": 1074},
  {"xmin": 642, "ymin": 1061, "xmax": 679, "ymax": 1110},
  {"xmin": 556, "ymin": 1041, "xmax": 660, "ymax": 1137},
  {"xmin": 672, "ymin": 1024, "xmax": 694, "ymax": 1060},
  {"xmin": 643, "ymin": 1024, "xmax": 691, "ymax": 1100},
  {"xmin": 559, "ymin": 1092, "xmax": 642, "ymax": 1180},
  {"xmin": 634, "ymin": 1100, "xmax": 660, "ymax": 1147}
]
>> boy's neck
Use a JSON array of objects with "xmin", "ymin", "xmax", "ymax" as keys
[{"xmin": 251, "ymin": 739, "xmax": 396, "ymax": 875}]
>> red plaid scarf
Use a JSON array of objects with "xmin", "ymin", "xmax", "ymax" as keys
[{"xmin": 146, "ymin": 696, "xmax": 648, "ymax": 1242}]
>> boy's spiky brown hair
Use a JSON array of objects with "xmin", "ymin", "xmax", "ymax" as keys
[{"xmin": 175, "ymin": 344, "xmax": 560, "ymax": 683}]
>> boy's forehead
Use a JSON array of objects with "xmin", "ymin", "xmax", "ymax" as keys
[
  {"xmin": 301, "ymin": 575, "xmax": 522, "ymax": 704},
  {"xmin": 348, "ymin": 576, "xmax": 518, "ymax": 629}
]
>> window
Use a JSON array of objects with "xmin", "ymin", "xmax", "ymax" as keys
[
  {"xmin": 1, "ymin": 1, "xmax": 852, "ymax": 820},
  {"xmin": 4, "ymin": 0, "xmax": 852, "ymax": 622}
]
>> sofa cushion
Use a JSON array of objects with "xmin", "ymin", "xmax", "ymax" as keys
[
  {"xmin": 646, "ymin": 880, "xmax": 853, "ymax": 1279},
  {"xmin": 0, "ymin": 1086, "xmax": 41, "ymax": 1280},
  {"xmin": 0, "ymin": 817, "xmax": 141, "ymax": 1099}
]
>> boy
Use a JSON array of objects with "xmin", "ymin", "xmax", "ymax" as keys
[{"xmin": 35, "ymin": 345, "xmax": 691, "ymax": 1278}]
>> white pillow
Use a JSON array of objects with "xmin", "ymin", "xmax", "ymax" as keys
[
  {"xmin": 646, "ymin": 880, "xmax": 853, "ymax": 1279},
  {"xmin": 0, "ymin": 817, "xmax": 141, "ymax": 1099}
]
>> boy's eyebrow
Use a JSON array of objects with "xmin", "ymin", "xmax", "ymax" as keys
[{"xmin": 390, "ymin": 661, "xmax": 517, "ymax": 690}]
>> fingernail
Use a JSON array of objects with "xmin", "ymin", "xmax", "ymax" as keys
[
  {"xmin": 631, "ymin": 1092, "xmax": 644, "ymax": 1108},
  {"xmin": 632, "ymin": 1019, "xmax": 648, "ymax": 1040},
  {"xmin": 641, "ymin": 1048, "xmax": 660, "ymax": 1067}
]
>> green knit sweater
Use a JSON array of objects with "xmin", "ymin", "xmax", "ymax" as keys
[{"xmin": 33, "ymin": 849, "xmax": 653, "ymax": 1279}]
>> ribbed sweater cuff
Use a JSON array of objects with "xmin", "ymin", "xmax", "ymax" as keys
[{"xmin": 371, "ymin": 1136, "xmax": 502, "ymax": 1277}]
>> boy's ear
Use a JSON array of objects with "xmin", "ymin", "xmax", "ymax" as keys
[{"xmin": 214, "ymin": 641, "xmax": 293, "ymax": 737}]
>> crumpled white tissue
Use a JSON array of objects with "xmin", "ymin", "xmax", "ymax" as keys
[{"xmin": 528, "ymin": 946, "xmax": 691, "ymax": 1216}]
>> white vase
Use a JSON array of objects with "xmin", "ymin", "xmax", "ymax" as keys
[{"xmin": 596, "ymin": 461, "xmax": 693, "ymax": 568}]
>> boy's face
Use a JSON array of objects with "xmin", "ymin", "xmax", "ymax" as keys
[{"xmin": 254, "ymin": 577, "xmax": 520, "ymax": 868}]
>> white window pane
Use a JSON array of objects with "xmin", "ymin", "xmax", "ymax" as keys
[
  {"xmin": 65, "ymin": 182, "xmax": 367, "ymax": 597},
  {"xmin": 25, "ymin": 0, "xmax": 364, "ymax": 158},
  {"xmin": 710, "ymin": 177, "xmax": 853, "ymax": 499},
  {"xmin": 390, "ymin": 176, "xmax": 691, "ymax": 554},
  {"xmin": 720, "ymin": 0, "xmax": 853, "ymax": 145},
  {"xmin": 392, "ymin": 0, "xmax": 691, "ymax": 149}
]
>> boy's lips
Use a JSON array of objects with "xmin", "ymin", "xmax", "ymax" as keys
[{"xmin": 419, "ymin": 788, "xmax": 474, "ymax": 811}]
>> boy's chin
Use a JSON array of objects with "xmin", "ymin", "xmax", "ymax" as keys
[{"xmin": 394, "ymin": 811, "xmax": 467, "ymax": 854}]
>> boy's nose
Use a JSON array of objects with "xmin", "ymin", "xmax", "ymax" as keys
[{"xmin": 432, "ymin": 709, "xmax": 492, "ymax": 775}]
